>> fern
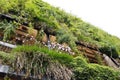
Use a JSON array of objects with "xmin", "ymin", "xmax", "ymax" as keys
[{"xmin": 0, "ymin": 21, "xmax": 16, "ymax": 41}]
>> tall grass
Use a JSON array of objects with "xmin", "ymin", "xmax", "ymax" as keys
[{"xmin": 12, "ymin": 45, "xmax": 74, "ymax": 66}]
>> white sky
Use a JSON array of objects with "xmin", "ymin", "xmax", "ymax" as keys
[{"xmin": 43, "ymin": 0, "xmax": 120, "ymax": 38}]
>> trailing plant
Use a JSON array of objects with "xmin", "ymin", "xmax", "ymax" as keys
[{"xmin": 12, "ymin": 50, "xmax": 73, "ymax": 80}]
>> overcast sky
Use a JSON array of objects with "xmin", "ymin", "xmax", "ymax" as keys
[{"xmin": 43, "ymin": 0, "xmax": 120, "ymax": 38}]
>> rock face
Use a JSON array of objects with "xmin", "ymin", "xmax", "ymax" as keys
[
  {"xmin": 0, "ymin": 25, "xmax": 38, "ymax": 52},
  {"xmin": 77, "ymin": 41, "xmax": 120, "ymax": 68},
  {"xmin": 42, "ymin": 33, "xmax": 48, "ymax": 43},
  {"xmin": 16, "ymin": 25, "xmax": 38, "ymax": 38},
  {"xmin": 49, "ymin": 35, "xmax": 56, "ymax": 42}
]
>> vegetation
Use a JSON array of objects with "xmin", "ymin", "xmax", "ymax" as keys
[
  {"xmin": 73, "ymin": 64, "xmax": 120, "ymax": 80},
  {"xmin": 99, "ymin": 44, "xmax": 119, "ymax": 58},
  {"xmin": 71, "ymin": 56, "xmax": 120, "ymax": 80},
  {"xmin": 12, "ymin": 45, "xmax": 73, "ymax": 66},
  {"xmin": 0, "ymin": 0, "xmax": 120, "ymax": 80},
  {"xmin": 0, "ymin": 51, "xmax": 14, "ymax": 65},
  {"xmin": 13, "ymin": 52, "xmax": 73, "ymax": 80},
  {"xmin": 1, "ymin": 46, "xmax": 120, "ymax": 80},
  {"xmin": 0, "ymin": 21, "xmax": 17, "ymax": 41},
  {"xmin": 0, "ymin": 0, "xmax": 120, "ymax": 58}
]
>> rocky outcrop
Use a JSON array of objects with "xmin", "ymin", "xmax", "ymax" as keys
[{"xmin": 76, "ymin": 41, "xmax": 120, "ymax": 68}]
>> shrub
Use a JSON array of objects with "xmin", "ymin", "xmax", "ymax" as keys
[
  {"xmin": 70, "ymin": 56, "xmax": 88, "ymax": 68},
  {"xmin": 73, "ymin": 64, "xmax": 120, "ymax": 80},
  {"xmin": 70, "ymin": 56, "xmax": 120, "ymax": 80}
]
